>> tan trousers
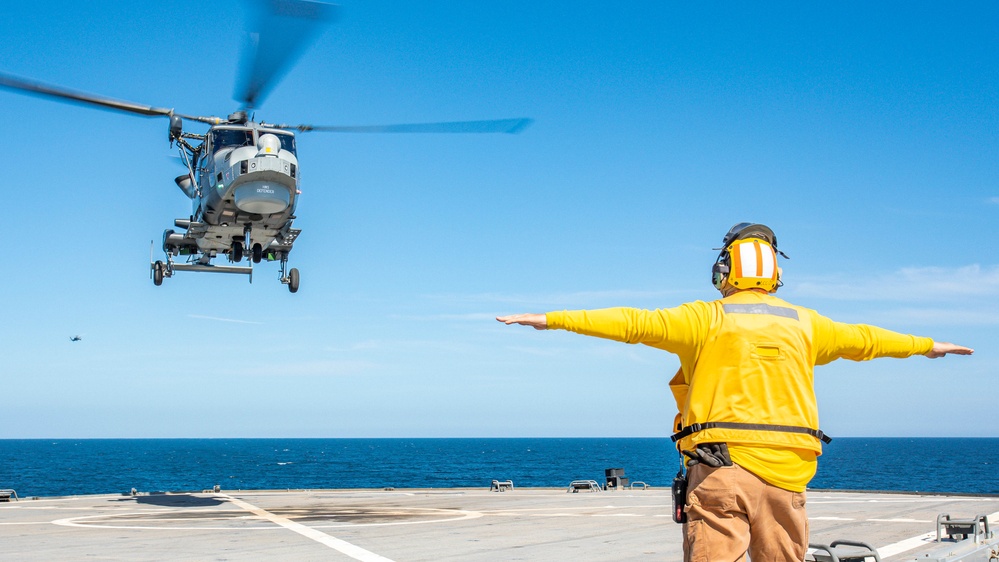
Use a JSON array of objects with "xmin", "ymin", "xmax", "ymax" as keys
[{"xmin": 682, "ymin": 463, "xmax": 808, "ymax": 562}]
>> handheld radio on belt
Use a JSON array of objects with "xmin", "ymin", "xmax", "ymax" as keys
[
  {"xmin": 671, "ymin": 470, "xmax": 687, "ymax": 524},
  {"xmin": 671, "ymin": 451, "xmax": 687, "ymax": 524}
]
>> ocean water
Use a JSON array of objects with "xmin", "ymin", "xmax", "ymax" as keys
[{"xmin": 0, "ymin": 438, "xmax": 995, "ymax": 498}]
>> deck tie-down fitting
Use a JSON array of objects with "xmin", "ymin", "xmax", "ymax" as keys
[
  {"xmin": 490, "ymin": 480, "xmax": 514, "ymax": 492},
  {"xmin": 937, "ymin": 513, "xmax": 991, "ymax": 543},
  {"xmin": 567, "ymin": 480, "xmax": 602, "ymax": 493},
  {"xmin": 808, "ymin": 539, "xmax": 880, "ymax": 562}
]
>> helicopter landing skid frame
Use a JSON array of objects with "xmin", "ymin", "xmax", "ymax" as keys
[
  {"xmin": 149, "ymin": 240, "xmax": 254, "ymax": 287},
  {"xmin": 150, "ymin": 255, "xmax": 254, "ymax": 285},
  {"xmin": 150, "ymin": 242, "xmax": 298, "ymax": 292}
]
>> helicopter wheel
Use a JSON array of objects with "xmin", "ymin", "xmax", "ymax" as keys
[
  {"xmin": 252, "ymin": 243, "xmax": 263, "ymax": 264},
  {"xmin": 232, "ymin": 241, "xmax": 243, "ymax": 262},
  {"xmin": 288, "ymin": 268, "xmax": 300, "ymax": 293},
  {"xmin": 153, "ymin": 261, "xmax": 165, "ymax": 286}
]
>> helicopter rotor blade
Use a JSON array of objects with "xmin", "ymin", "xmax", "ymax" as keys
[
  {"xmin": 0, "ymin": 71, "xmax": 174, "ymax": 117},
  {"xmin": 0, "ymin": 71, "xmax": 224, "ymax": 125},
  {"xmin": 235, "ymin": 0, "xmax": 338, "ymax": 110},
  {"xmin": 269, "ymin": 118, "xmax": 534, "ymax": 134}
]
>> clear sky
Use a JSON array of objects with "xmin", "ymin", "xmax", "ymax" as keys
[{"xmin": 1, "ymin": 1, "xmax": 995, "ymax": 438}]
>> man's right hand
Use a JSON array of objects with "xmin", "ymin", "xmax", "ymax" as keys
[{"xmin": 925, "ymin": 342, "xmax": 974, "ymax": 358}]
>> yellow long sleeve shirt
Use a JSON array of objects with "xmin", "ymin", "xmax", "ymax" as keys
[{"xmin": 546, "ymin": 290, "xmax": 933, "ymax": 492}]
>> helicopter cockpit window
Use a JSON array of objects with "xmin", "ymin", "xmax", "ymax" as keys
[
  {"xmin": 271, "ymin": 132, "xmax": 297, "ymax": 156},
  {"xmin": 211, "ymin": 129, "xmax": 254, "ymax": 152}
]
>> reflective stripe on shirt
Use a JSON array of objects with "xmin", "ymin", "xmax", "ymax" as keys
[{"xmin": 722, "ymin": 303, "xmax": 799, "ymax": 320}]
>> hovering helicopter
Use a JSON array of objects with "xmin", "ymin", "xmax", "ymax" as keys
[
  {"xmin": 70, "ymin": 336, "xmax": 83, "ymax": 342},
  {"xmin": 0, "ymin": 0, "xmax": 530, "ymax": 293}
]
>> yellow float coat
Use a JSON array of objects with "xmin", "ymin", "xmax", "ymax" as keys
[{"xmin": 546, "ymin": 290, "xmax": 933, "ymax": 491}]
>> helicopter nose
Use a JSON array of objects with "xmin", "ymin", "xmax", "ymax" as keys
[{"xmin": 234, "ymin": 180, "xmax": 291, "ymax": 214}]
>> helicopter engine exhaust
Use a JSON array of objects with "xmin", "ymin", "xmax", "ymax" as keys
[{"xmin": 174, "ymin": 174, "xmax": 197, "ymax": 199}]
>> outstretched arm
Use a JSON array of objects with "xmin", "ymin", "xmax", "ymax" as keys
[
  {"xmin": 496, "ymin": 313, "xmax": 547, "ymax": 330},
  {"xmin": 925, "ymin": 342, "xmax": 974, "ymax": 358}
]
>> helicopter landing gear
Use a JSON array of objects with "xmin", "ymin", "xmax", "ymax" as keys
[
  {"xmin": 152, "ymin": 260, "xmax": 165, "ymax": 286},
  {"xmin": 151, "ymin": 225, "xmax": 293, "ymax": 290},
  {"xmin": 278, "ymin": 254, "xmax": 300, "ymax": 293},
  {"xmin": 150, "ymin": 257, "xmax": 175, "ymax": 286}
]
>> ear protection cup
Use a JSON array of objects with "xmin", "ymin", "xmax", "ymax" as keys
[{"xmin": 712, "ymin": 255, "xmax": 730, "ymax": 290}]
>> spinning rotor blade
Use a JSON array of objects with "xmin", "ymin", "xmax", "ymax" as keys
[
  {"xmin": 273, "ymin": 118, "xmax": 534, "ymax": 134},
  {"xmin": 0, "ymin": 72, "xmax": 172, "ymax": 117},
  {"xmin": 0, "ymin": 71, "xmax": 222, "ymax": 124},
  {"xmin": 235, "ymin": 0, "xmax": 338, "ymax": 109}
]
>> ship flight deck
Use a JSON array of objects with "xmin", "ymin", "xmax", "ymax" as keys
[{"xmin": 2, "ymin": 487, "xmax": 999, "ymax": 561}]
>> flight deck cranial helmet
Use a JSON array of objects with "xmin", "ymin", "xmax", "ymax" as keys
[{"xmin": 711, "ymin": 222, "xmax": 786, "ymax": 293}]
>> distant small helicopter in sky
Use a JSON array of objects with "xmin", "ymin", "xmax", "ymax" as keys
[
  {"xmin": 0, "ymin": 0, "xmax": 530, "ymax": 293},
  {"xmin": 70, "ymin": 336, "xmax": 83, "ymax": 342}
]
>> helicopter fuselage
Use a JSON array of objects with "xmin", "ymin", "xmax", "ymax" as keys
[{"xmin": 166, "ymin": 123, "xmax": 302, "ymax": 265}]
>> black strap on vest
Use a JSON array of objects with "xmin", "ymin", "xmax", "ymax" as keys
[{"xmin": 670, "ymin": 422, "xmax": 832, "ymax": 444}]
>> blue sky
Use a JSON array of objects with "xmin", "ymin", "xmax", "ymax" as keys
[{"xmin": 1, "ymin": 1, "xmax": 995, "ymax": 438}]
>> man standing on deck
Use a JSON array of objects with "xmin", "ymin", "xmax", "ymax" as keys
[{"xmin": 496, "ymin": 222, "xmax": 973, "ymax": 562}]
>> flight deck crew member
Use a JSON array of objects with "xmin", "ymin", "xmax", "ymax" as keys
[{"xmin": 496, "ymin": 223, "xmax": 973, "ymax": 562}]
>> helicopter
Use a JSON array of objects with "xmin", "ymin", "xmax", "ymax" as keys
[
  {"xmin": 0, "ymin": 0, "xmax": 530, "ymax": 293},
  {"xmin": 70, "ymin": 336, "xmax": 83, "ymax": 342}
]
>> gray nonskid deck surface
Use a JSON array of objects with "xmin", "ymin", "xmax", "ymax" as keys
[{"xmin": 2, "ymin": 488, "xmax": 999, "ymax": 561}]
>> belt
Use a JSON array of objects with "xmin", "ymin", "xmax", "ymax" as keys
[{"xmin": 671, "ymin": 422, "xmax": 832, "ymax": 444}]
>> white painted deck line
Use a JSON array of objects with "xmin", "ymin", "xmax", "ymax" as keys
[{"xmin": 221, "ymin": 494, "xmax": 397, "ymax": 562}]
